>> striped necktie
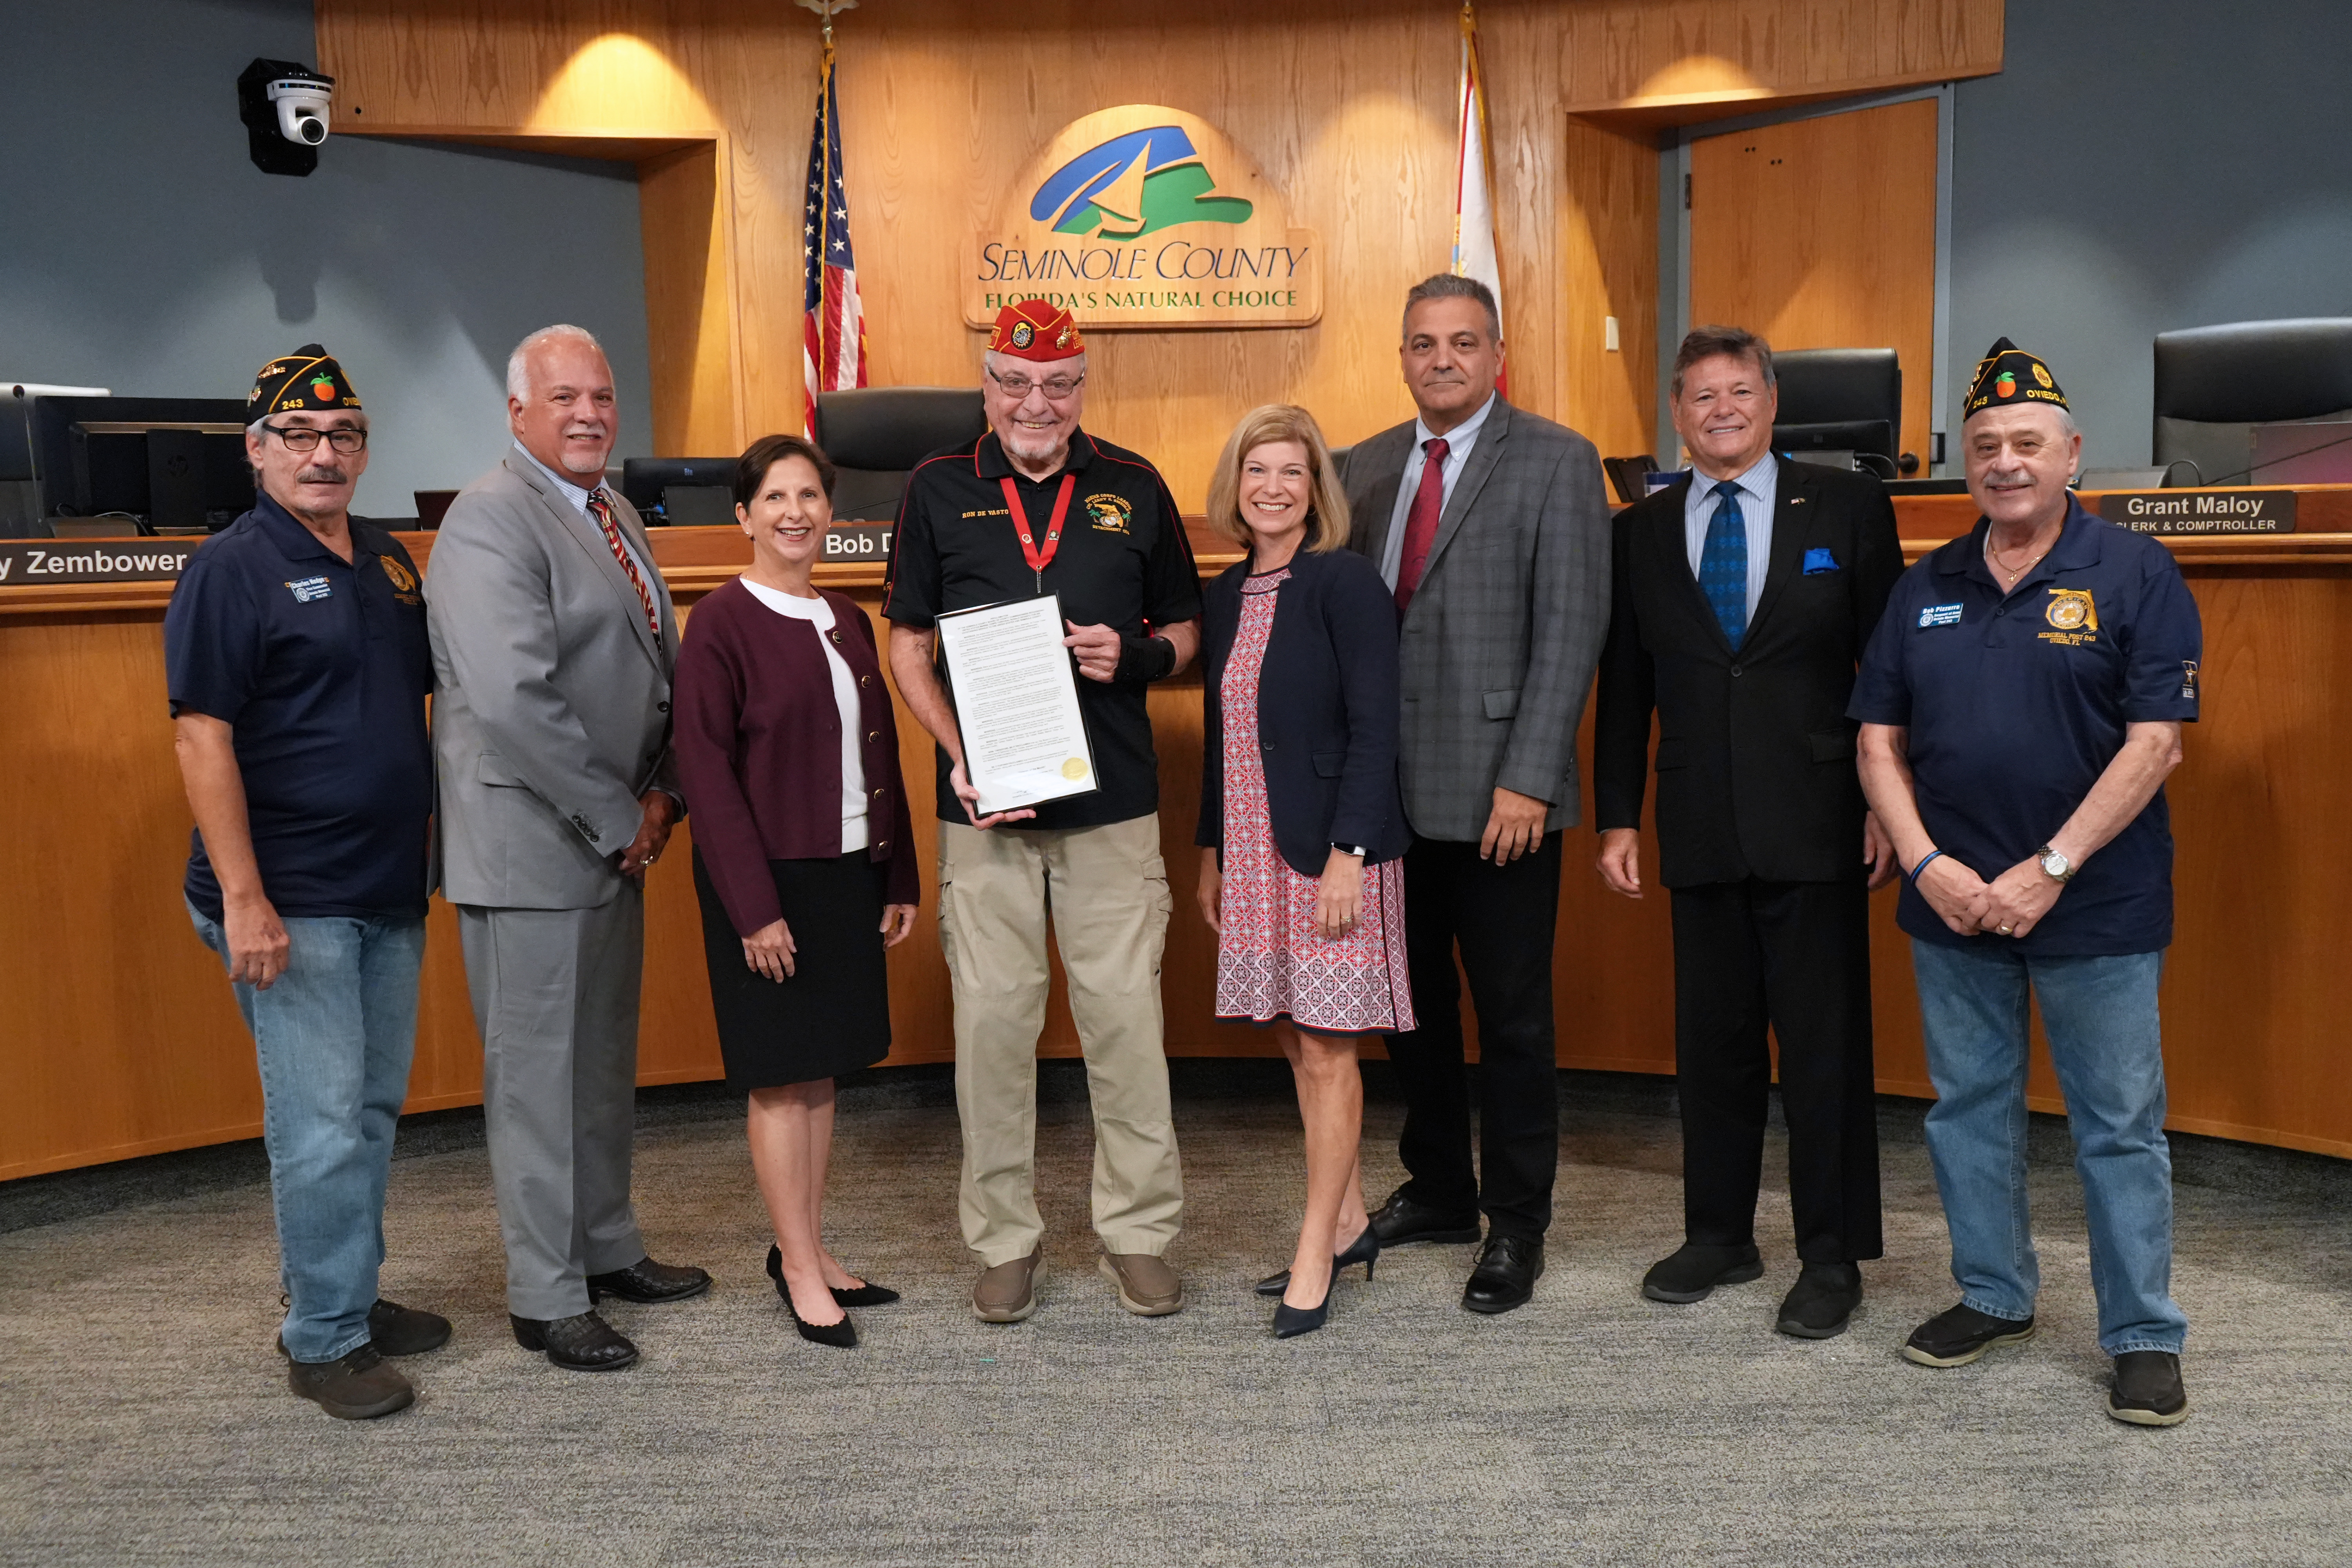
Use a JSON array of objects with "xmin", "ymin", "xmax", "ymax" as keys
[
  {"xmin": 1699, "ymin": 478, "xmax": 1748, "ymax": 646},
  {"xmin": 586, "ymin": 490, "xmax": 660, "ymax": 642}
]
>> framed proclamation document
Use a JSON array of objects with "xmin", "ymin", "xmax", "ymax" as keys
[{"xmin": 935, "ymin": 594, "xmax": 1098, "ymax": 816}]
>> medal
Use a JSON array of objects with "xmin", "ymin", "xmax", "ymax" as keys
[{"xmin": 1000, "ymin": 473, "xmax": 1076, "ymax": 593}]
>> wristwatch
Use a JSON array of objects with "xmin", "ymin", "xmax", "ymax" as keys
[
  {"xmin": 2035, "ymin": 843, "xmax": 2077, "ymax": 882},
  {"xmin": 1333, "ymin": 844, "xmax": 1369, "ymax": 858}
]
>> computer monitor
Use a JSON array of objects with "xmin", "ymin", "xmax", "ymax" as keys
[
  {"xmin": 620, "ymin": 456, "xmax": 738, "ymax": 526},
  {"xmin": 30, "ymin": 396, "xmax": 256, "ymax": 531}
]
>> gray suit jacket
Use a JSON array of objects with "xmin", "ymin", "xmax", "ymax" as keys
[
  {"xmin": 1342, "ymin": 398, "xmax": 1612, "ymax": 842},
  {"xmin": 425, "ymin": 452, "xmax": 681, "ymax": 910}
]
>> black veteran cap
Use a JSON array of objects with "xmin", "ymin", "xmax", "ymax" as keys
[
  {"xmin": 1963, "ymin": 337, "xmax": 2067, "ymax": 419},
  {"xmin": 248, "ymin": 344, "xmax": 362, "ymax": 422}
]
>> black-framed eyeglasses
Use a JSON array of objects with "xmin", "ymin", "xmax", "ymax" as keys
[
  {"xmin": 986, "ymin": 367, "xmax": 1085, "ymax": 401},
  {"xmin": 259, "ymin": 422, "xmax": 368, "ymax": 454}
]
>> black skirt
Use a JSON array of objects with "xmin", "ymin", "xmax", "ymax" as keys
[{"xmin": 694, "ymin": 845, "xmax": 892, "ymax": 1089}]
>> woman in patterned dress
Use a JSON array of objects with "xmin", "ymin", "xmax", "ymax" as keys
[{"xmin": 1195, "ymin": 405, "xmax": 1415, "ymax": 1338}]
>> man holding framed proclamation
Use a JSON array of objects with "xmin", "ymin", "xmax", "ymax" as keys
[{"xmin": 885, "ymin": 298, "xmax": 1203, "ymax": 1325}]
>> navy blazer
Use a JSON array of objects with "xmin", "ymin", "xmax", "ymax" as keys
[{"xmin": 1196, "ymin": 545, "xmax": 1409, "ymax": 877}]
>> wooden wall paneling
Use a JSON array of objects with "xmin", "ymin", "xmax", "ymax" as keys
[
  {"xmin": 1558, "ymin": 116, "xmax": 1661, "ymax": 460},
  {"xmin": 1688, "ymin": 98, "xmax": 1940, "ymax": 469},
  {"xmin": 1558, "ymin": 0, "xmax": 2004, "ymax": 129},
  {"xmin": 639, "ymin": 140, "xmax": 746, "ymax": 457}
]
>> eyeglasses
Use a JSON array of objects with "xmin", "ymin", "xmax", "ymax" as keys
[
  {"xmin": 986, "ymin": 368, "xmax": 1085, "ymax": 401},
  {"xmin": 260, "ymin": 422, "xmax": 368, "ymax": 454}
]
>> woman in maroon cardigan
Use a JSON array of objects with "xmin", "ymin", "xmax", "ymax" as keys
[{"xmin": 672, "ymin": 432, "xmax": 918, "ymax": 1349}]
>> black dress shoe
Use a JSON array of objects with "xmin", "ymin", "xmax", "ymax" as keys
[
  {"xmin": 1641, "ymin": 1242, "xmax": 1764, "ymax": 1304},
  {"xmin": 510, "ymin": 1310, "xmax": 639, "ymax": 1371},
  {"xmin": 768, "ymin": 1243, "xmax": 900, "ymax": 1307},
  {"xmin": 1368, "ymin": 1186, "xmax": 1483, "ymax": 1248},
  {"xmin": 1775, "ymin": 1262, "xmax": 1863, "ymax": 1339},
  {"xmin": 367, "ymin": 1298, "xmax": 452, "ymax": 1356},
  {"xmin": 586, "ymin": 1256, "xmax": 712, "ymax": 1305},
  {"xmin": 1461, "ymin": 1234, "xmax": 1544, "ymax": 1314}
]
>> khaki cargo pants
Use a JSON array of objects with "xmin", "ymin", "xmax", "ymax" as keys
[{"xmin": 937, "ymin": 815, "xmax": 1181, "ymax": 1266}]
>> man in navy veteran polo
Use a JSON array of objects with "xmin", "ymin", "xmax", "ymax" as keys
[
  {"xmin": 1851, "ymin": 339, "xmax": 2203, "ymax": 1426},
  {"xmin": 1594, "ymin": 325, "xmax": 1904, "ymax": 1340},
  {"xmin": 165, "ymin": 345, "xmax": 447, "ymax": 1421}
]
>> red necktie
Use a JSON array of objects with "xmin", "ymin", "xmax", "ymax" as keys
[
  {"xmin": 586, "ymin": 490, "xmax": 661, "ymax": 642},
  {"xmin": 1393, "ymin": 436, "xmax": 1450, "ymax": 611}
]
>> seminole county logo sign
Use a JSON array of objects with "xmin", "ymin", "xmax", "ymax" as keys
[{"xmin": 965, "ymin": 105, "xmax": 1321, "ymax": 331}]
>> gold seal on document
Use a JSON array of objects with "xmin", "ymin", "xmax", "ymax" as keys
[{"xmin": 1061, "ymin": 757, "xmax": 1089, "ymax": 780}]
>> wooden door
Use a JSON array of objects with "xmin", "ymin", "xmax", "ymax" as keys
[{"xmin": 1688, "ymin": 99, "xmax": 1939, "ymax": 471}]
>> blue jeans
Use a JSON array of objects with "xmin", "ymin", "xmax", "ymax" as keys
[
  {"xmin": 189, "ymin": 901, "xmax": 425, "ymax": 1362},
  {"xmin": 1910, "ymin": 940, "xmax": 2186, "ymax": 1355}
]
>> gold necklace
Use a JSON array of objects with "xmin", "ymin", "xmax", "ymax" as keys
[{"xmin": 1985, "ymin": 530, "xmax": 2053, "ymax": 586}]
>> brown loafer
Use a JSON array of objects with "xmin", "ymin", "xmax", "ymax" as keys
[
  {"xmin": 1099, "ymin": 1252, "xmax": 1183, "ymax": 1316},
  {"xmin": 972, "ymin": 1246, "xmax": 1045, "ymax": 1323}
]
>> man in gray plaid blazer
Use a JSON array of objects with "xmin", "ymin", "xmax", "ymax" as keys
[{"xmin": 1341, "ymin": 275, "xmax": 1612, "ymax": 1314}]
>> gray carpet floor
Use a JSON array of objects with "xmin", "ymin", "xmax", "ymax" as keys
[{"xmin": 4, "ymin": 1067, "xmax": 2350, "ymax": 1567}]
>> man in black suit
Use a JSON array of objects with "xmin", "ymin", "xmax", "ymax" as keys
[{"xmin": 1593, "ymin": 325, "xmax": 1902, "ymax": 1338}]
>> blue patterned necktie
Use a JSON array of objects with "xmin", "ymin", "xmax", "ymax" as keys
[{"xmin": 1699, "ymin": 478, "xmax": 1748, "ymax": 646}]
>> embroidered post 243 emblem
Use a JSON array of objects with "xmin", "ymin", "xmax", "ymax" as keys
[{"xmin": 2039, "ymin": 587, "xmax": 2100, "ymax": 646}]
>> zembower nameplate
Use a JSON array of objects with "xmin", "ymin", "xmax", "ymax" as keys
[
  {"xmin": 0, "ymin": 540, "xmax": 199, "ymax": 584},
  {"xmin": 2097, "ymin": 488, "xmax": 2297, "ymax": 535}
]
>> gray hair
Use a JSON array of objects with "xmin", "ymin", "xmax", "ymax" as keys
[
  {"xmin": 506, "ymin": 324, "xmax": 606, "ymax": 401},
  {"xmin": 1401, "ymin": 274, "xmax": 1501, "ymax": 343},
  {"xmin": 246, "ymin": 408, "xmax": 370, "ymax": 441}
]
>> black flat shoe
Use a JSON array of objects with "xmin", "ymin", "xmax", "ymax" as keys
[
  {"xmin": 1902, "ymin": 1302, "xmax": 2036, "ymax": 1367},
  {"xmin": 2107, "ymin": 1350, "xmax": 2191, "ymax": 1426},
  {"xmin": 510, "ymin": 1310, "xmax": 639, "ymax": 1371},
  {"xmin": 1368, "ymin": 1186, "xmax": 1483, "ymax": 1247},
  {"xmin": 1642, "ymin": 1241, "xmax": 1765, "ymax": 1304},
  {"xmin": 1256, "ymin": 1224, "xmax": 1381, "ymax": 1297},
  {"xmin": 768, "ymin": 1243, "xmax": 900, "ymax": 1307},
  {"xmin": 367, "ymin": 1297, "xmax": 453, "ymax": 1356},
  {"xmin": 587, "ymin": 1256, "xmax": 711, "ymax": 1305},
  {"xmin": 1462, "ymin": 1234, "xmax": 1544, "ymax": 1314},
  {"xmin": 1775, "ymin": 1262, "xmax": 1863, "ymax": 1339},
  {"xmin": 780, "ymin": 1281, "xmax": 858, "ymax": 1349}
]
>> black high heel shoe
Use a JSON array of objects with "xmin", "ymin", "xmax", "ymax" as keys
[
  {"xmin": 1272, "ymin": 1270, "xmax": 1334, "ymax": 1339},
  {"xmin": 1255, "ymin": 1224, "xmax": 1381, "ymax": 1297},
  {"xmin": 768, "ymin": 1243, "xmax": 900, "ymax": 1308}
]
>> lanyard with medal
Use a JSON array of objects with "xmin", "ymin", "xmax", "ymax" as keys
[{"xmin": 1001, "ymin": 472, "xmax": 1076, "ymax": 595}]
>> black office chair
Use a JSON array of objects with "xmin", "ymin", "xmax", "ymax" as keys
[
  {"xmin": 813, "ymin": 387, "xmax": 988, "ymax": 522},
  {"xmin": 1771, "ymin": 348, "xmax": 1904, "ymax": 477},
  {"xmin": 2152, "ymin": 319, "xmax": 2352, "ymax": 486}
]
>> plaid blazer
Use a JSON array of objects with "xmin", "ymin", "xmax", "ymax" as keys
[{"xmin": 1341, "ymin": 398, "xmax": 1612, "ymax": 842}]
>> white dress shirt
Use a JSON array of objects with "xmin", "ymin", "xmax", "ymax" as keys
[
  {"xmin": 1681, "ymin": 451, "xmax": 1779, "ymax": 623},
  {"xmin": 740, "ymin": 579, "xmax": 869, "ymax": 852},
  {"xmin": 1377, "ymin": 391, "xmax": 1499, "ymax": 590},
  {"xmin": 513, "ymin": 442, "xmax": 656, "ymax": 592}
]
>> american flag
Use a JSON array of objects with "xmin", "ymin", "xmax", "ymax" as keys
[{"xmin": 802, "ymin": 49, "xmax": 866, "ymax": 437}]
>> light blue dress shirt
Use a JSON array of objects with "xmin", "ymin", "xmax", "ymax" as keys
[
  {"xmin": 513, "ymin": 442, "xmax": 656, "ymax": 590},
  {"xmin": 1681, "ymin": 452, "xmax": 1778, "ymax": 623},
  {"xmin": 1377, "ymin": 391, "xmax": 1498, "ymax": 590}
]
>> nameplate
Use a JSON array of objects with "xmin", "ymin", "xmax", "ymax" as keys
[
  {"xmin": 822, "ymin": 525, "xmax": 893, "ymax": 563},
  {"xmin": 2096, "ymin": 488, "xmax": 2297, "ymax": 535},
  {"xmin": 0, "ymin": 540, "xmax": 198, "ymax": 584}
]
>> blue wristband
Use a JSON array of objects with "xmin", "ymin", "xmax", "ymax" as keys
[{"xmin": 1907, "ymin": 849, "xmax": 1944, "ymax": 885}]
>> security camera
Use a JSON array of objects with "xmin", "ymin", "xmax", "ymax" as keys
[
  {"xmin": 238, "ymin": 58, "xmax": 335, "ymax": 177},
  {"xmin": 269, "ymin": 76, "xmax": 333, "ymax": 145}
]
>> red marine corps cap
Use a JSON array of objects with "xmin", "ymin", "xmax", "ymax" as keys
[{"xmin": 988, "ymin": 298, "xmax": 1085, "ymax": 362}]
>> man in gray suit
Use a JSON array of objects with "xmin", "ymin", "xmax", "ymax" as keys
[
  {"xmin": 1343, "ymin": 275, "xmax": 1612, "ymax": 1314},
  {"xmin": 426, "ymin": 324, "xmax": 710, "ymax": 1373}
]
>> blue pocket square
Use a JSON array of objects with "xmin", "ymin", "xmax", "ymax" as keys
[{"xmin": 1802, "ymin": 547, "xmax": 1840, "ymax": 575}]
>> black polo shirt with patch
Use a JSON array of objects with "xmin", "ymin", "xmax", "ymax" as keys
[
  {"xmin": 883, "ymin": 428, "xmax": 1202, "ymax": 830},
  {"xmin": 1848, "ymin": 497, "xmax": 2201, "ymax": 956},
  {"xmin": 164, "ymin": 494, "xmax": 434, "ymax": 922}
]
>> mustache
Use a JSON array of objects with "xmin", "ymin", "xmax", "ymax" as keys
[
  {"xmin": 295, "ymin": 466, "xmax": 349, "ymax": 485},
  {"xmin": 1982, "ymin": 466, "xmax": 2035, "ymax": 487}
]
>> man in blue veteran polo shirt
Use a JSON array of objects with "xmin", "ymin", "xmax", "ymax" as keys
[
  {"xmin": 1851, "ymin": 340, "xmax": 2202, "ymax": 1427},
  {"xmin": 165, "ymin": 347, "xmax": 445, "ymax": 1421}
]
